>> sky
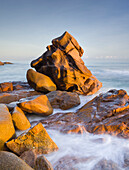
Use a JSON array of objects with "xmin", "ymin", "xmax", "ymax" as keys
[{"xmin": 0, "ymin": 0, "xmax": 129, "ymax": 61}]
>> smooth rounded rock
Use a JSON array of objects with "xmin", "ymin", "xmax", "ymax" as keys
[
  {"xmin": 0, "ymin": 104, "xmax": 15, "ymax": 150},
  {"xmin": 27, "ymin": 69, "xmax": 57, "ymax": 93},
  {"xmin": 18, "ymin": 95, "xmax": 53, "ymax": 116},
  {"xmin": 12, "ymin": 106, "xmax": 31, "ymax": 130}
]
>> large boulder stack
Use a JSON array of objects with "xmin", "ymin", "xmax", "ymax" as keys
[{"xmin": 30, "ymin": 31, "xmax": 102, "ymax": 95}]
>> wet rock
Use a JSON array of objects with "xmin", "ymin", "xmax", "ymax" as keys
[
  {"xmin": 0, "ymin": 82, "xmax": 13, "ymax": 92},
  {"xmin": 124, "ymin": 149, "xmax": 129, "ymax": 168},
  {"xmin": 18, "ymin": 95, "xmax": 53, "ymax": 116},
  {"xmin": 54, "ymin": 155, "xmax": 93, "ymax": 170},
  {"xmin": 27, "ymin": 69, "xmax": 57, "ymax": 93},
  {"xmin": 0, "ymin": 151, "xmax": 33, "ymax": 170},
  {"xmin": 41, "ymin": 89, "xmax": 129, "ymax": 138},
  {"xmin": 0, "ymin": 104, "xmax": 15, "ymax": 150},
  {"xmin": 31, "ymin": 31, "xmax": 102, "ymax": 95},
  {"xmin": 20, "ymin": 150, "xmax": 37, "ymax": 168},
  {"xmin": 6, "ymin": 123, "xmax": 58, "ymax": 155},
  {"xmin": 0, "ymin": 90, "xmax": 42, "ymax": 104},
  {"xmin": 46, "ymin": 90, "xmax": 80, "ymax": 110},
  {"xmin": 12, "ymin": 106, "xmax": 31, "ymax": 130},
  {"xmin": 35, "ymin": 155, "xmax": 53, "ymax": 170},
  {"xmin": 0, "ymin": 61, "xmax": 4, "ymax": 65},
  {"xmin": 12, "ymin": 81, "xmax": 31, "ymax": 90},
  {"xmin": 92, "ymin": 159, "xmax": 120, "ymax": 170}
]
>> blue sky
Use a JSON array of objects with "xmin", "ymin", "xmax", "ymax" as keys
[{"xmin": 0, "ymin": 0, "xmax": 129, "ymax": 61}]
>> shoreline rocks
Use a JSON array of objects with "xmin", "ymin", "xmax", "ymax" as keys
[{"xmin": 41, "ymin": 89, "xmax": 129, "ymax": 138}]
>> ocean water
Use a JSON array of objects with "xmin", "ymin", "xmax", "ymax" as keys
[{"xmin": 0, "ymin": 58, "xmax": 129, "ymax": 169}]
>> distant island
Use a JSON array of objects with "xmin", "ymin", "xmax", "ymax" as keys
[{"xmin": 0, "ymin": 61, "xmax": 13, "ymax": 65}]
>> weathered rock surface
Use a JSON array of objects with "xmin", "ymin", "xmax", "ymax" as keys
[
  {"xmin": 31, "ymin": 31, "xmax": 102, "ymax": 95},
  {"xmin": 27, "ymin": 69, "xmax": 57, "ymax": 93},
  {"xmin": 0, "ymin": 104, "xmax": 15, "ymax": 150},
  {"xmin": 20, "ymin": 150, "xmax": 37, "ymax": 168},
  {"xmin": 0, "ymin": 151, "xmax": 33, "ymax": 170},
  {"xmin": 0, "ymin": 82, "xmax": 13, "ymax": 92},
  {"xmin": 35, "ymin": 155, "xmax": 53, "ymax": 170},
  {"xmin": 12, "ymin": 106, "xmax": 31, "ymax": 130},
  {"xmin": 41, "ymin": 89, "xmax": 129, "ymax": 138},
  {"xmin": 46, "ymin": 90, "xmax": 80, "ymax": 110},
  {"xmin": 92, "ymin": 159, "xmax": 120, "ymax": 170},
  {"xmin": 18, "ymin": 95, "xmax": 53, "ymax": 116},
  {"xmin": 6, "ymin": 123, "xmax": 58, "ymax": 155}
]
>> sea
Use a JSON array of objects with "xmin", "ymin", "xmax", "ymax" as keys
[{"xmin": 0, "ymin": 57, "xmax": 129, "ymax": 169}]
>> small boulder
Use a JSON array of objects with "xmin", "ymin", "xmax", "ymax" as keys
[
  {"xmin": 27, "ymin": 69, "xmax": 57, "ymax": 93},
  {"xmin": 46, "ymin": 90, "xmax": 80, "ymax": 110},
  {"xmin": 18, "ymin": 95, "xmax": 53, "ymax": 116},
  {"xmin": 12, "ymin": 106, "xmax": 31, "ymax": 130},
  {"xmin": 35, "ymin": 155, "xmax": 53, "ymax": 170},
  {"xmin": 6, "ymin": 123, "xmax": 58, "ymax": 155},
  {"xmin": 0, "ymin": 151, "xmax": 33, "ymax": 170},
  {"xmin": 0, "ymin": 104, "xmax": 15, "ymax": 150},
  {"xmin": 0, "ymin": 82, "xmax": 13, "ymax": 92}
]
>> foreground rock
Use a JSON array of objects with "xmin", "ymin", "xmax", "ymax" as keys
[
  {"xmin": 12, "ymin": 106, "xmax": 31, "ymax": 130},
  {"xmin": 6, "ymin": 123, "xmax": 58, "ymax": 155},
  {"xmin": 41, "ymin": 89, "xmax": 129, "ymax": 138},
  {"xmin": 18, "ymin": 95, "xmax": 53, "ymax": 116},
  {"xmin": 27, "ymin": 69, "xmax": 57, "ymax": 93},
  {"xmin": 0, "ymin": 151, "xmax": 33, "ymax": 170},
  {"xmin": 31, "ymin": 31, "xmax": 102, "ymax": 95},
  {"xmin": 46, "ymin": 90, "xmax": 80, "ymax": 110},
  {"xmin": 0, "ymin": 104, "xmax": 15, "ymax": 150}
]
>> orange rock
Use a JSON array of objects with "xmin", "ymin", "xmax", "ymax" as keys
[
  {"xmin": 12, "ymin": 106, "xmax": 31, "ymax": 130},
  {"xmin": 27, "ymin": 69, "xmax": 57, "ymax": 93},
  {"xmin": 6, "ymin": 123, "xmax": 58, "ymax": 155},
  {"xmin": 18, "ymin": 95, "xmax": 53, "ymax": 116},
  {"xmin": 0, "ymin": 104, "xmax": 15, "ymax": 150},
  {"xmin": 31, "ymin": 32, "xmax": 102, "ymax": 95},
  {"xmin": 0, "ymin": 82, "xmax": 13, "ymax": 92}
]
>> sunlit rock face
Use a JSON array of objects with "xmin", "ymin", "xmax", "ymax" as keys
[
  {"xmin": 41, "ymin": 89, "xmax": 129, "ymax": 138},
  {"xmin": 31, "ymin": 31, "xmax": 102, "ymax": 95}
]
